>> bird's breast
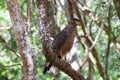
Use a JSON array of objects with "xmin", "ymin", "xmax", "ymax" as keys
[{"xmin": 57, "ymin": 29, "xmax": 76, "ymax": 56}]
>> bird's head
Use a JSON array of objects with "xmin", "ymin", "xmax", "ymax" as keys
[{"xmin": 72, "ymin": 18, "xmax": 80, "ymax": 26}]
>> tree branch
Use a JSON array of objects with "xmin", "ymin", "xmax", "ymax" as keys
[
  {"xmin": 70, "ymin": 0, "xmax": 88, "ymax": 36},
  {"xmin": 70, "ymin": 0, "xmax": 105, "ymax": 79},
  {"xmin": 0, "ymin": 27, "xmax": 11, "ymax": 31},
  {"xmin": 0, "ymin": 35, "xmax": 20, "ymax": 58},
  {"xmin": 113, "ymin": 0, "xmax": 120, "ymax": 20},
  {"xmin": 6, "ymin": 0, "xmax": 39, "ymax": 80},
  {"xmin": 78, "ymin": 1, "xmax": 112, "ymax": 79},
  {"xmin": 27, "ymin": 0, "xmax": 32, "ymax": 28},
  {"xmin": 36, "ymin": 0, "xmax": 84, "ymax": 80},
  {"xmin": 0, "ymin": 63, "xmax": 21, "ymax": 68},
  {"xmin": 79, "ymin": 21, "xmax": 104, "ymax": 70},
  {"xmin": 76, "ymin": 0, "xmax": 120, "ymax": 51}
]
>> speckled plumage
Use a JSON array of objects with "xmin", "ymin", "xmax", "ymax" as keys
[
  {"xmin": 52, "ymin": 21, "xmax": 77, "ymax": 57},
  {"xmin": 43, "ymin": 18, "xmax": 79, "ymax": 74}
]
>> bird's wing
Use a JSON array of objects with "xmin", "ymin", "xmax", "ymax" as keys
[{"xmin": 52, "ymin": 30, "xmax": 68, "ymax": 51}]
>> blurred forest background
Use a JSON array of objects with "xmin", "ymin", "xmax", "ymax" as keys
[{"xmin": 0, "ymin": 0, "xmax": 120, "ymax": 80}]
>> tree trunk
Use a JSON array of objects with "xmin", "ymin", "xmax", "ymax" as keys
[
  {"xmin": 6, "ymin": 0, "xmax": 39, "ymax": 80},
  {"xmin": 113, "ymin": 0, "xmax": 120, "ymax": 20},
  {"xmin": 36, "ymin": 0, "xmax": 85, "ymax": 80}
]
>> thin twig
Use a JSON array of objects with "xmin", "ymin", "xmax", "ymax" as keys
[
  {"xmin": 104, "ymin": 1, "xmax": 111, "ymax": 79},
  {"xmin": 0, "ymin": 35, "xmax": 21, "ymax": 58},
  {"xmin": 0, "ymin": 63, "xmax": 21, "ymax": 68},
  {"xmin": 77, "ymin": 0, "xmax": 120, "ymax": 51},
  {"xmin": 89, "ymin": 1, "xmax": 102, "ymax": 35},
  {"xmin": 0, "ymin": 27, "xmax": 11, "ymax": 31},
  {"xmin": 89, "ymin": 23, "xmax": 104, "ymax": 50},
  {"xmin": 79, "ymin": 0, "xmax": 111, "ymax": 70}
]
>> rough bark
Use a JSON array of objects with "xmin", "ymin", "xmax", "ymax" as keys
[
  {"xmin": 44, "ymin": 0, "xmax": 59, "ymax": 38},
  {"xmin": 43, "ymin": 0, "xmax": 59, "ymax": 78},
  {"xmin": 113, "ymin": 0, "xmax": 120, "ymax": 20},
  {"xmin": 6, "ymin": 0, "xmax": 39, "ymax": 80},
  {"xmin": 27, "ymin": 0, "xmax": 32, "ymax": 28},
  {"xmin": 36, "ymin": 0, "xmax": 84, "ymax": 80}
]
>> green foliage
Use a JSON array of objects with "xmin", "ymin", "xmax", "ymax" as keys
[{"xmin": 0, "ymin": 0, "xmax": 120, "ymax": 80}]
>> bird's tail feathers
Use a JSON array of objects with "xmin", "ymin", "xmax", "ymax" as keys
[{"xmin": 43, "ymin": 62, "xmax": 52, "ymax": 74}]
